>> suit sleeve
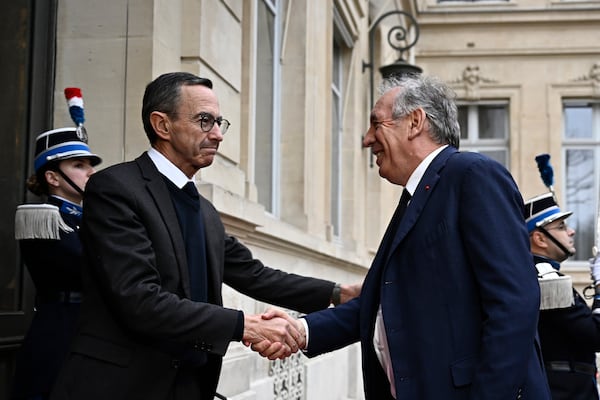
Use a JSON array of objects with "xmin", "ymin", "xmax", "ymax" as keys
[
  {"xmin": 222, "ymin": 234, "xmax": 336, "ymax": 314},
  {"xmin": 81, "ymin": 170, "xmax": 240, "ymax": 356},
  {"xmin": 303, "ymin": 297, "xmax": 361, "ymax": 356}
]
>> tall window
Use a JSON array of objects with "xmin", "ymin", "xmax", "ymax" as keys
[
  {"xmin": 255, "ymin": 0, "xmax": 281, "ymax": 214},
  {"xmin": 563, "ymin": 101, "xmax": 600, "ymax": 261},
  {"xmin": 457, "ymin": 102, "xmax": 509, "ymax": 167},
  {"xmin": 331, "ymin": 6, "xmax": 353, "ymax": 239}
]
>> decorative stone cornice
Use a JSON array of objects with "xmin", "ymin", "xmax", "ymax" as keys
[
  {"xmin": 450, "ymin": 65, "xmax": 498, "ymax": 100},
  {"xmin": 572, "ymin": 62, "xmax": 600, "ymax": 97}
]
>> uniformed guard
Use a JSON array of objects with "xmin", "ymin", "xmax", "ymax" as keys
[
  {"xmin": 525, "ymin": 168, "xmax": 600, "ymax": 399},
  {"xmin": 11, "ymin": 88, "xmax": 102, "ymax": 400}
]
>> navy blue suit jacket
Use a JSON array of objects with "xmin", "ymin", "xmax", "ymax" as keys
[{"xmin": 304, "ymin": 147, "xmax": 550, "ymax": 399}]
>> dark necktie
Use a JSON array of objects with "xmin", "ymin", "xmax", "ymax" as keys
[
  {"xmin": 381, "ymin": 188, "xmax": 411, "ymax": 260},
  {"xmin": 182, "ymin": 181, "xmax": 199, "ymax": 199},
  {"xmin": 396, "ymin": 188, "xmax": 411, "ymax": 222}
]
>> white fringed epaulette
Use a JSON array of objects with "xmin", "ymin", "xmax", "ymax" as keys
[
  {"xmin": 14, "ymin": 204, "xmax": 74, "ymax": 240},
  {"xmin": 536, "ymin": 262, "xmax": 574, "ymax": 310}
]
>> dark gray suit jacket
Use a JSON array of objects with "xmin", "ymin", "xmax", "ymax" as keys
[{"xmin": 51, "ymin": 152, "xmax": 334, "ymax": 400}]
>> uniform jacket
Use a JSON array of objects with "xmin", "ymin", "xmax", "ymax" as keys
[
  {"xmin": 12, "ymin": 196, "xmax": 83, "ymax": 399},
  {"xmin": 536, "ymin": 255, "xmax": 600, "ymax": 400},
  {"xmin": 50, "ymin": 152, "xmax": 334, "ymax": 400},
  {"xmin": 304, "ymin": 147, "xmax": 551, "ymax": 400}
]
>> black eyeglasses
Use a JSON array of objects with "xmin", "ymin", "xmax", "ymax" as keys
[
  {"xmin": 173, "ymin": 112, "xmax": 230, "ymax": 134},
  {"xmin": 196, "ymin": 112, "xmax": 230, "ymax": 134}
]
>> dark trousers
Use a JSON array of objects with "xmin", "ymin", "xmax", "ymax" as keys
[
  {"xmin": 169, "ymin": 359, "xmax": 222, "ymax": 400},
  {"xmin": 547, "ymin": 370, "xmax": 599, "ymax": 400}
]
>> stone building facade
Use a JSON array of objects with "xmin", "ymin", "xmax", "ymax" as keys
[
  {"xmin": 1, "ymin": 0, "xmax": 600, "ymax": 398},
  {"xmin": 45, "ymin": 0, "xmax": 375, "ymax": 398}
]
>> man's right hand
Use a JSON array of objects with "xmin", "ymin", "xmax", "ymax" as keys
[{"xmin": 242, "ymin": 308, "xmax": 303, "ymax": 360}]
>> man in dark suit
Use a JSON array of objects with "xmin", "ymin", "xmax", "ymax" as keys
[
  {"xmin": 50, "ymin": 72, "xmax": 359, "ymax": 400},
  {"xmin": 262, "ymin": 74, "xmax": 551, "ymax": 399}
]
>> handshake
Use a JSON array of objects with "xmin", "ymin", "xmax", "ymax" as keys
[
  {"xmin": 241, "ymin": 282, "xmax": 361, "ymax": 360},
  {"xmin": 242, "ymin": 308, "xmax": 306, "ymax": 360}
]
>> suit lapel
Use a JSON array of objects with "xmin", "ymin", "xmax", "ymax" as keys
[
  {"xmin": 361, "ymin": 148, "xmax": 458, "ymax": 337},
  {"xmin": 384, "ymin": 146, "xmax": 457, "ymax": 265},
  {"xmin": 136, "ymin": 152, "xmax": 191, "ymax": 298},
  {"xmin": 362, "ymin": 147, "xmax": 458, "ymax": 324}
]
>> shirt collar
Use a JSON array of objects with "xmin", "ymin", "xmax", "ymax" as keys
[
  {"xmin": 404, "ymin": 145, "xmax": 448, "ymax": 196},
  {"xmin": 49, "ymin": 195, "xmax": 83, "ymax": 218},
  {"xmin": 147, "ymin": 147, "xmax": 195, "ymax": 189},
  {"xmin": 533, "ymin": 254, "xmax": 561, "ymax": 271}
]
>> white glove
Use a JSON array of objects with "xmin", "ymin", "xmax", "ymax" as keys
[{"xmin": 590, "ymin": 255, "xmax": 600, "ymax": 285}]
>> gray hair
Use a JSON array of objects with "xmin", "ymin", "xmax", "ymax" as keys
[{"xmin": 379, "ymin": 74, "xmax": 460, "ymax": 149}]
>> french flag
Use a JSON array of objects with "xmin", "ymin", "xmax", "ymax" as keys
[{"xmin": 64, "ymin": 87, "xmax": 85, "ymax": 126}]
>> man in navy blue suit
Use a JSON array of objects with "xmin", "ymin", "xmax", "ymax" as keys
[{"xmin": 261, "ymin": 74, "xmax": 551, "ymax": 399}]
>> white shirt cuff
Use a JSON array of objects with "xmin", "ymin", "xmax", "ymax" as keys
[{"xmin": 300, "ymin": 317, "xmax": 310, "ymax": 350}]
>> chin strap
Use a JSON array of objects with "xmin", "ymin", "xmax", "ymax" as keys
[
  {"xmin": 537, "ymin": 225, "xmax": 574, "ymax": 259},
  {"xmin": 56, "ymin": 168, "xmax": 84, "ymax": 196}
]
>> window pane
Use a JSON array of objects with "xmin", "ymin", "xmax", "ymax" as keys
[
  {"xmin": 564, "ymin": 105, "xmax": 593, "ymax": 139},
  {"xmin": 255, "ymin": 1, "xmax": 275, "ymax": 212},
  {"xmin": 565, "ymin": 149, "xmax": 595, "ymax": 260},
  {"xmin": 458, "ymin": 103, "xmax": 510, "ymax": 166},
  {"xmin": 331, "ymin": 98, "xmax": 340, "ymax": 236},
  {"xmin": 331, "ymin": 40, "xmax": 342, "ymax": 236},
  {"xmin": 458, "ymin": 106, "xmax": 468, "ymax": 140},
  {"xmin": 478, "ymin": 105, "xmax": 507, "ymax": 139},
  {"xmin": 332, "ymin": 42, "xmax": 341, "ymax": 84}
]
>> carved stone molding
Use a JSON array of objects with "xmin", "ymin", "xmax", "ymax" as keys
[
  {"xmin": 572, "ymin": 62, "xmax": 600, "ymax": 97},
  {"xmin": 450, "ymin": 65, "xmax": 498, "ymax": 100}
]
